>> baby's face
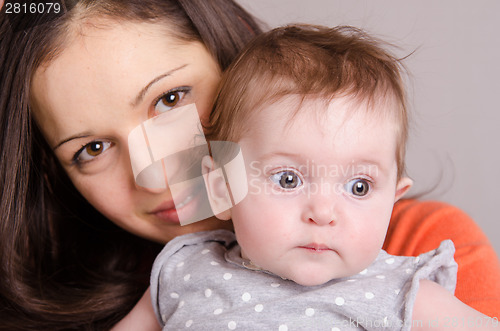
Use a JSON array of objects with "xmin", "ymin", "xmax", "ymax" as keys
[{"xmin": 230, "ymin": 95, "xmax": 411, "ymax": 286}]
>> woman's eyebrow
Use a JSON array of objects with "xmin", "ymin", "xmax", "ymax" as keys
[
  {"xmin": 131, "ymin": 64, "xmax": 188, "ymax": 107},
  {"xmin": 53, "ymin": 65, "xmax": 189, "ymax": 151},
  {"xmin": 53, "ymin": 133, "xmax": 91, "ymax": 151}
]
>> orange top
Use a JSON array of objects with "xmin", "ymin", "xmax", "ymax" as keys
[{"xmin": 384, "ymin": 199, "xmax": 500, "ymax": 318}]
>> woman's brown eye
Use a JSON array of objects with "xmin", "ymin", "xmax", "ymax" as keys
[
  {"xmin": 160, "ymin": 91, "xmax": 180, "ymax": 108},
  {"xmin": 74, "ymin": 141, "xmax": 112, "ymax": 163},
  {"xmin": 85, "ymin": 142, "xmax": 104, "ymax": 157},
  {"xmin": 153, "ymin": 88, "xmax": 190, "ymax": 115}
]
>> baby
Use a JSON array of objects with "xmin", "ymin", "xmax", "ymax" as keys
[{"xmin": 118, "ymin": 25, "xmax": 497, "ymax": 330}]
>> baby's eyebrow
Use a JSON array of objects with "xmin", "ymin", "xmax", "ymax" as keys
[
  {"xmin": 257, "ymin": 153, "xmax": 391, "ymax": 177},
  {"xmin": 257, "ymin": 151, "xmax": 303, "ymax": 164},
  {"xmin": 346, "ymin": 159, "xmax": 391, "ymax": 177}
]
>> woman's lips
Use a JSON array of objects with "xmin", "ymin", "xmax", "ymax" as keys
[
  {"xmin": 150, "ymin": 187, "xmax": 202, "ymax": 224},
  {"xmin": 151, "ymin": 199, "xmax": 181, "ymax": 224}
]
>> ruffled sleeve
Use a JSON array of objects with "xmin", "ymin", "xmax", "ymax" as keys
[
  {"xmin": 385, "ymin": 199, "xmax": 500, "ymax": 317},
  {"xmin": 400, "ymin": 240, "xmax": 457, "ymax": 328}
]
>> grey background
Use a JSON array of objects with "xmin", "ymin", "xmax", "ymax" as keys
[{"xmin": 237, "ymin": 0, "xmax": 500, "ymax": 255}]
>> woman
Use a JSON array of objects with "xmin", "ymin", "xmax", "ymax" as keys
[
  {"xmin": 0, "ymin": 1, "xmax": 498, "ymax": 330},
  {"xmin": 1, "ymin": 1, "xmax": 260, "ymax": 329}
]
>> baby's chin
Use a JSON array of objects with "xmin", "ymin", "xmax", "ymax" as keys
[
  {"xmin": 289, "ymin": 275, "xmax": 336, "ymax": 287},
  {"xmin": 274, "ymin": 263, "xmax": 372, "ymax": 286},
  {"xmin": 274, "ymin": 269, "xmax": 343, "ymax": 287}
]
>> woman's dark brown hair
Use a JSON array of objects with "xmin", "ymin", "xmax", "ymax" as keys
[{"xmin": 0, "ymin": 1, "xmax": 261, "ymax": 329}]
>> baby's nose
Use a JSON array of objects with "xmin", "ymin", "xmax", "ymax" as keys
[{"xmin": 303, "ymin": 196, "xmax": 336, "ymax": 226}]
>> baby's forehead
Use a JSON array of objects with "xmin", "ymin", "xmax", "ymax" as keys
[
  {"xmin": 248, "ymin": 93, "xmax": 401, "ymax": 134},
  {"xmin": 240, "ymin": 95, "xmax": 400, "ymax": 177},
  {"xmin": 240, "ymin": 94, "xmax": 400, "ymax": 164}
]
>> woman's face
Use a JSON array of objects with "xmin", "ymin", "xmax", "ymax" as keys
[{"xmin": 31, "ymin": 20, "xmax": 228, "ymax": 243}]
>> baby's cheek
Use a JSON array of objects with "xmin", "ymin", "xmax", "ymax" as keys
[{"xmin": 348, "ymin": 230, "xmax": 385, "ymax": 266}]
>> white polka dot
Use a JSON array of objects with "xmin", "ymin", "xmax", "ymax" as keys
[
  {"xmin": 332, "ymin": 328, "xmax": 341, "ymax": 331},
  {"xmin": 170, "ymin": 292, "xmax": 179, "ymax": 299},
  {"xmin": 359, "ymin": 268, "xmax": 368, "ymax": 275},
  {"xmin": 223, "ymin": 273, "xmax": 232, "ymax": 280},
  {"xmin": 376, "ymin": 275, "xmax": 385, "ymax": 279},
  {"xmin": 335, "ymin": 297, "xmax": 345, "ymax": 306},
  {"xmin": 365, "ymin": 292, "xmax": 375, "ymax": 299},
  {"xmin": 228, "ymin": 321, "xmax": 237, "ymax": 329},
  {"xmin": 385, "ymin": 257, "xmax": 395, "ymax": 265},
  {"xmin": 210, "ymin": 261, "xmax": 219, "ymax": 266},
  {"xmin": 305, "ymin": 308, "xmax": 315, "ymax": 316},
  {"xmin": 214, "ymin": 308, "xmax": 223, "ymax": 315},
  {"xmin": 205, "ymin": 289, "xmax": 212, "ymax": 298},
  {"xmin": 241, "ymin": 292, "xmax": 251, "ymax": 301},
  {"xmin": 178, "ymin": 300, "xmax": 185, "ymax": 308},
  {"xmin": 270, "ymin": 283, "xmax": 280, "ymax": 288},
  {"xmin": 184, "ymin": 274, "xmax": 191, "ymax": 281},
  {"xmin": 406, "ymin": 268, "xmax": 412, "ymax": 274},
  {"xmin": 202, "ymin": 249, "xmax": 210, "ymax": 255},
  {"xmin": 255, "ymin": 304, "xmax": 264, "ymax": 312},
  {"xmin": 395, "ymin": 289, "xmax": 400, "ymax": 295},
  {"xmin": 177, "ymin": 261, "xmax": 184, "ymax": 268},
  {"xmin": 185, "ymin": 320, "xmax": 193, "ymax": 327},
  {"xmin": 279, "ymin": 325, "xmax": 288, "ymax": 331}
]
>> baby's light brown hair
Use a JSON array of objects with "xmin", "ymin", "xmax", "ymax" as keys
[{"xmin": 207, "ymin": 24, "xmax": 409, "ymax": 179}]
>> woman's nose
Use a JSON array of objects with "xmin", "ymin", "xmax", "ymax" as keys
[
  {"xmin": 134, "ymin": 183, "xmax": 168, "ymax": 194},
  {"xmin": 132, "ymin": 159, "xmax": 170, "ymax": 194}
]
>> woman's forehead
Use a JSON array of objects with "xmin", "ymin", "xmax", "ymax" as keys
[
  {"xmin": 30, "ymin": 20, "xmax": 217, "ymax": 147},
  {"xmin": 33, "ymin": 20, "xmax": 206, "ymax": 104}
]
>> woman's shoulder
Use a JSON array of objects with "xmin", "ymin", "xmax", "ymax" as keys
[
  {"xmin": 384, "ymin": 198, "xmax": 487, "ymax": 256},
  {"xmin": 384, "ymin": 199, "xmax": 500, "ymax": 317},
  {"xmin": 391, "ymin": 198, "xmax": 473, "ymax": 226}
]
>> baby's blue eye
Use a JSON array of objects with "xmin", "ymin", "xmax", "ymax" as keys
[
  {"xmin": 154, "ymin": 88, "xmax": 190, "ymax": 114},
  {"xmin": 270, "ymin": 170, "xmax": 303, "ymax": 190},
  {"xmin": 345, "ymin": 178, "xmax": 370, "ymax": 197}
]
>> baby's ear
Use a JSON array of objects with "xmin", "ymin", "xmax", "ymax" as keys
[
  {"xmin": 395, "ymin": 176, "xmax": 413, "ymax": 202},
  {"xmin": 201, "ymin": 155, "xmax": 232, "ymax": 220}
]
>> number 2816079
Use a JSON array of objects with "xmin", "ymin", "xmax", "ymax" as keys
[{"xmin": 5, "ymin": 2, "xmax": 61, "ymax": 14}]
